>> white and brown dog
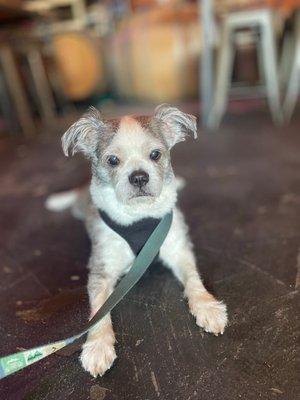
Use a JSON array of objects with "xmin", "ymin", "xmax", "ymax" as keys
[{"xmin": 46, "ymin": 104, "xmax": 228, "ymax": 377}]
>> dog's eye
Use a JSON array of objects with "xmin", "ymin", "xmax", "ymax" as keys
[
  {"xmin": 107, "ymin": 155, "xmax": 120, "ymax": 166},
  {"xmin": 150, "ymin": 150, "xmax": 161, "ymax": 161}
]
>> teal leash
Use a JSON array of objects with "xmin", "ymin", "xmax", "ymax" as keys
[{"xmin": 0, "ymin": 212, "xmax": 173, "ymax": 380}]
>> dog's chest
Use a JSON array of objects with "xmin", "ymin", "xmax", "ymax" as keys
[{"xmin": 99, "ymin": 209, "xmax": 162, "ymax": 257}]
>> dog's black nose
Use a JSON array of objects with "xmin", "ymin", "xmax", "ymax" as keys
[{"xmin": 129, "ymin": 170, "xmax": 149, "ymax": 188}]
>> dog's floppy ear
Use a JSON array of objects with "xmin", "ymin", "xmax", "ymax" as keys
[
  {"xmin": 61, "ymin": 107, "xmax": 106, "ymax": 159},
  {"xmin": 153, "ymin": 104, "xmax": 197, "ymax": 148}
]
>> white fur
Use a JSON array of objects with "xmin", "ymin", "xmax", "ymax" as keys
[
  {"xmin": 45, "ymin": 190, "xmax": 78, "ymax": 211},
  {"xmin": 76, "ymin": 194, "xmax": 228, "ymax": 377},
  {"xmin": 48, "ymin": 105, "xmax": 227, "ymax": 377},
  {"xmin": 98, "ymin": 116, "xmax": 171, "ymax": 205},
  {"xmin": 90, "ymin": 175, "xmax": 177, "ymax": 225}
]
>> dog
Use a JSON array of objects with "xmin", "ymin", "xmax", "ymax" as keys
[{"xmin": 46, "ymin": 104, "xmax": 228, "ymax": 377}]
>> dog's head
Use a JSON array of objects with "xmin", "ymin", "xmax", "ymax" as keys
[{"xmin": 62, "ymin": 104, "xmax": 197, "ymax": 205}]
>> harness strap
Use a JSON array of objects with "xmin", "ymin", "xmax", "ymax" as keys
[{"xmin": 99, "ymin": 209, "xmax": 162, "ymax": 256}]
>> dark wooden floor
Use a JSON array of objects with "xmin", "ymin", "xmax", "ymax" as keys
[{"xmin": 0, "ymin": 109, "xmax": 299, "ymax": 400}]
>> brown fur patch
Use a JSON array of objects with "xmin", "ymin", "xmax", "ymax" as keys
[
  {"xmin": 134, "ymin": 115, "xmax": 151, "ymax": 129},
  {"xmin": 117, "ymin": 116, "xmax": 145, "ymax": 136},
  {"xmin": 198, "ymin": 292, "xmax": 216, "ymax": 303},
  {"xmin": 107, "ymin": 118, "xmax": 121, "ymax": 131}
]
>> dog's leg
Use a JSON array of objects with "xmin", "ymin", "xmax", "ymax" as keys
[
  {"xmin": 160, "ymin": 209, "xmax": 228, "ymax": 335},
  {"xmin": 80, "ymin": 270, "xmax": 117, "ymax": 377},
  {"xmin": 79, "ymin": 208, "xmax": 135, "ymax": 377}
]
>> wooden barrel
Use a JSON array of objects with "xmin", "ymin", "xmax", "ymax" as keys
[
  {"xmin": 110, "ymin": 5, "xmax": 200, "ymax": 103},
  {"xmin": 52, "ymin": 33, "xmax": 106, "ymax": 101}
]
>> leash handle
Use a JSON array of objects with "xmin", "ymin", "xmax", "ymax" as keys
[{"xmin": 0, "ymin": 212, "xmax": 173, "ymax": 380}]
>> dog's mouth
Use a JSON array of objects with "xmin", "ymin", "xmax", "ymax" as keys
[{"xmin": 130, "ymin": 189, "xmax": 153, "ymax": 199}]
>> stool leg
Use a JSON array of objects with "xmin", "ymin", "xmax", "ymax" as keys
[
  {"xmin": 0, "ymin": 72, "xmax": 17, "ymax": 132},
  {"xmin": 283, "ymin": 44, "xmax": 300, "ymax": 123},
  {"xmin": 208, "ymin": 22, "xmax": 235, "ymax": 130},
  {"xmin": 279, "ymin": 32, "xmax": 294, "ymax": 88},
  {"xmin": 27, "ymin": 47, "xmax": 56, "ymax": 125},
  {"xmin": 201, "ymin": 0, "xmax": 215, "ymax": 128},
  {"xmin": 283, "ymin": 10, "xmax": 300, "ymax": 123},
  {"xmin": 259, "ymin": 17, "xmax": 283, "ymax": 125},
  {"xmin": 0, "ymin": 45, "xmax": 36, "ymax": 137}
]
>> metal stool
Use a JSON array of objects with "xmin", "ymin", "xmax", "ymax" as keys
[{"xmin": 208, "ymin": 8, "xmax": 283, "ymax": 129}]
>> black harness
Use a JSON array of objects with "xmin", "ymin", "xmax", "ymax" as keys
[{"xmin": 99, "ymin": 209, "xmax": 163, "ymax": 258}]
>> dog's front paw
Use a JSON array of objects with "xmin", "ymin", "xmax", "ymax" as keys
[
  {"xmin": 189, "ymin": 293, "xmax": 228, "ymax": 335},
  {"xmin": 80, "ymin": 338, "xmax": 117, "ymax": 377}
]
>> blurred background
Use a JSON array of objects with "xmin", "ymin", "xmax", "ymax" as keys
[
  {"xmin": 1, "ymin": 2, "xmax": 300, "ymax": 398},
  {"xmin": 1, "ymin": 0, "xmax": 300, "ymax": 133}
]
